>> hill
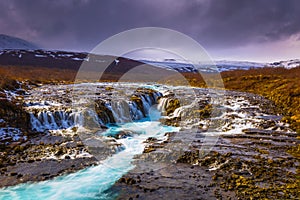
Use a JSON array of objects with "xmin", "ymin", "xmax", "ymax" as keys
[{"xmin": 0, "ymin": 34, "xmax": 39, "ymax": 50}]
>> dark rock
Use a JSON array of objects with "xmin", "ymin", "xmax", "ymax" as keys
[
  {"xmin": 55, "ymin": 148, "xmax": 65, "ymax": 156},
  {"xmin": 113, "ymin": 130, "xmax": 134, "ymax": 139},
  {"xmin": 9, "ymin": 172, "xmax": 17, "ymax": 176},
  {"xmin": 144, "ymin": 137, "xmax": 158, "ymax": 143}
]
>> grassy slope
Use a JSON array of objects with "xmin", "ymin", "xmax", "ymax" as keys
[
  {"xmin": 222, "ymin": 67, "xmax": 300, "ymax": 133},
  {"xmin": 222, "ymin": 68, "xmax": 300, "ymax": 173}
]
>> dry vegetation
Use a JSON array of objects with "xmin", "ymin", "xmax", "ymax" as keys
[
  {"xmin": 222, "ymin": 67, "xmax": 300, "ymax": 134},
  {"xmin": 0, "ymin": 65, "xmax": 76, "ymax": 84}
]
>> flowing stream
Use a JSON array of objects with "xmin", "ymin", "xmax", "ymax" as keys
[{"xmin": 0, "ymin": 107, "xmax": 179, "ymax": 200}]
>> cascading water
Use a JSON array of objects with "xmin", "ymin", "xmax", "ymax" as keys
[
  {"xmin": 0, "ymin": 120, "xmax": 178, "ymax": 200},
  {"xmin": 28, "ymin": 86, "xmax": 162, "ymax": 132},
  {"xmin": 0, "ymin": 83, "xmax": 178, "ymax": 200}
]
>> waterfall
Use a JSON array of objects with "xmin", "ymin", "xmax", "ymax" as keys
[
  {"xmin": 172, "ymin": 106, "xmax": 184, "ymax": 118},
  {"xmin": 30, "ymin": 110, "xmax": 84, "ymax": 132},
  {"xmin": 157, "ymin": 97, "xmax": 169, "ymax": 111},
  {"xmin": 129, "ymin": 102, "xmax": 144, "ymax": 120},
  {"xmin": 28, "ymin": 90, "xmax": 163, "ymax": 132},
  {"xmin": 109, "ymin": 100, "xmax": 132, "ymax": 123}
]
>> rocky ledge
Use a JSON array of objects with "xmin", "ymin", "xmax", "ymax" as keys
[{"xmin": 111, "ymin": 128, "xmax": 298, "ymax": 199}]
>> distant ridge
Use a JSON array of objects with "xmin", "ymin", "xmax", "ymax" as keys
[
  {"xmin": 0, "ymin": 34, "xmax": 39, "ymax": 50},
  {"xmin": 141, "ymin": 59, "xmax": 300, "ymax": 72},
  {"xmin": 0, "ymin": 49, "xmax": 299, "ymax": 74},
  {"xmin": 267, "ymin": 59, "xmax": 300, "ymax": 69}
]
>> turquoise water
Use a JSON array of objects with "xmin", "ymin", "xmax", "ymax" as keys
[{"xmin": 0, "ymin": 109, "xmax": 179, "ymax": 200}]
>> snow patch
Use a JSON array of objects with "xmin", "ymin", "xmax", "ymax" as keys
[{"xmin": 35, "ymin": 54, "xmax": 47, "ymax": 58}]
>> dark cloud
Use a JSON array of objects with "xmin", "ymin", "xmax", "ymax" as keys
[
  {"xmin": 0, "ymin": 0, "xmax": 299, "ymax": 52},
  {"xmin": 196, "ymin": 0, "xmax": 300, "ymax": 47}
]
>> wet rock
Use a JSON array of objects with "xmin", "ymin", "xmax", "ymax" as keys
[
  {"xmin": 9, "ymin": 172, "xmax": 17, "ymax": 176},
  {"xmin": 143, "ymin": 146, "xmax": 156, "ymax": 153},
  {"xmin": 0, "ymin": 157, "xmax": 98, "ymax": 188},
  {"xmin": 144, "ymin": 137, "xmax": 158, "ymax": 143},
  {"xmin": 54, "ymin": 148, "xmax": 66, "ymax": 156},
  {"xmin": 113, "ymin": 130, "xmax": 134, "ymax": 139},
  {"xmin": 119, "ymin": 177, "xmax": 137, "ymax": 185},
  {"xmin": 143, "ymin": 143, "xmax": 164, "ymax": 153},
  {"xmin": 94, "ymin": 99, "xmax": 115, "ymax": 124},
  {"xmin": 177, "ymin": 150, "xmax": 199, "ymax": 164}
]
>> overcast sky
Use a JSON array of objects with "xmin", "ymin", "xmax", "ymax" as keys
[{"xmin": 0, "ymin": 0, "xmax": 299, "ymax": 62}]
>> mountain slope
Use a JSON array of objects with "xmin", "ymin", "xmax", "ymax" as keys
[{"xmin": 0, "ymin": 34, "xmax": 39, "ymax": 50}]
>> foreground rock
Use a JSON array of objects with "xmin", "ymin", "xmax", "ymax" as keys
[
  {"xmin": 112, "ymin": 90, "xmax": 299, "ymax": 199},
  {"xmin": 0, "ymin": 157, "xmax": 97, "ymax": 188},
  {"xmin": 110, "ymin": 163, "xmax": 235, "ymax": 200},
  {"xmin": 111, "ymin": 128, "xmax": 298, "ymax": 199}
]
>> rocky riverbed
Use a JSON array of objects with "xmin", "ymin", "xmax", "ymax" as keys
[
  {"xmin": 111, "ymin": 90, "xmax": 299, "ymax": 199},
  {"xmin": 0, "ymin": 82, "xmax": 299, "ymax": 199}
]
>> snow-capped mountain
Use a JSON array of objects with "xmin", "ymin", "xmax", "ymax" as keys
[
  {"xmin": 0, "ymin": 34, "xmax": 39, "ymax": 50},
  {"xmin": 141, "ymin": 59, "xmax": 299, "ymax": 73},
  {"xmin": 267, "ymin": 59, "xmax": 300, "ymax": 69},
  {"xmin": 140, "ymin": 59, "xmax": 198, "ymax": 73},
  {"xmin": 141, "ymin": 59, "xmax": 267, "ymax": 73},
  {"xmin": 214, "ymin": 60, "xmax": 266, "ymax": 71}
]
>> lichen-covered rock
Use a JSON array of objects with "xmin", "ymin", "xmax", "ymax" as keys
[{"xmin": 0, "ymin": 99, "xmax": 30, "ymax": 130}]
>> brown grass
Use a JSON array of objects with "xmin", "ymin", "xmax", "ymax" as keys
[{"xmin": 221, "ymin": 67, "xmax": 300, "ymax": 133}]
